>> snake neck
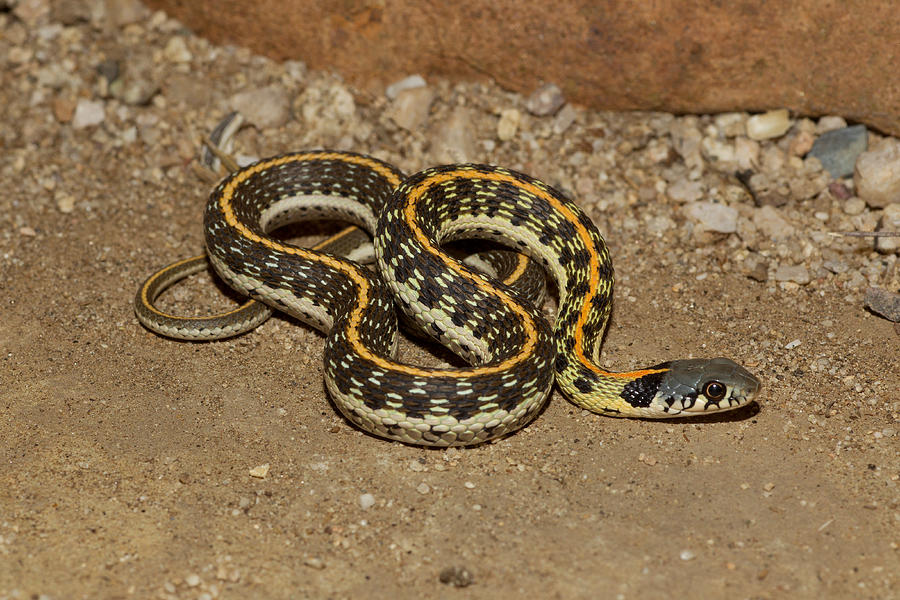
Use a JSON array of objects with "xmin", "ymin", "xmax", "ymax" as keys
[{"xmin": 550, "ymin": 292, "xmax": 667, "ymax": 417}]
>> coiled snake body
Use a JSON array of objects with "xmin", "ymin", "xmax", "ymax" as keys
[{"xmin": 137, "ymin": 151, "xmax": 759, "ymax": 446}]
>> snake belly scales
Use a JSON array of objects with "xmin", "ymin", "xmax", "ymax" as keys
[{"xmin": 136, "ymin": 151, "xmax": 760, "ymax": 446}]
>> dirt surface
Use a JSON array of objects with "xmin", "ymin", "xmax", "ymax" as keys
[{"xmin": 1, "ymin": 4, "xmax": 898, "ymax": 599}]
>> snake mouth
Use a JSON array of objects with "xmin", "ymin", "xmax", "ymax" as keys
[{"xmin": 702, "ymin": 387, "xmax": 759, "ymax": 412}]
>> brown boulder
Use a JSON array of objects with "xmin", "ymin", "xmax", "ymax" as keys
[{"xmin": 143, "ymin": 0, "xmax": 900, "ymax": 136}]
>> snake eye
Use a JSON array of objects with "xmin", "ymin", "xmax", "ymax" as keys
[{"xmin": 703, "ymin": 381, "xmax": 727, "ymax": 401}]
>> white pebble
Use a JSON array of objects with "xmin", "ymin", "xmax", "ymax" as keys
[
  {"xmin": 163, "ymin": 36, "xmax": 192, "ymax": 63},
  {"xmin": 875, "ymin": 203, "xmax": 900, "ymax": 254},
  {"xmin": 683, "ymin": 201, "xmax": 738, "ymax": 233},
  {"xmin": 816, "ymin": 115, "xmax": 848, "ymax": 134},
  {"xmin": 185, "ymin": 574, "xmax": 201, "ymax": 587},
  {"xmin": 385, "ymin": 74, "xmax": 426, "ymax": 99},
  {"xmin": 679, "ymin": 550, "xmax": 696, "ymax": 561},
  {"xmin": 667, "ymin": 178, "xmax": 704, "ymax": 203},
  {"xmin": 526, "ymin": 83, "xmax": 565, "ymax": 116},
  {"xmin": 843, "ymin": 197, "xmax": 866, "ymax": 215},
  {"xmin": 416, "ymin": 482, "xmax": 430, "ymax": 494},
  {"xmin": 56, "ymin": 193, "xmax": 75, "ymax": 214},
  {"xmin": 497, "ymin": 108, "xmax": 521, "ymax": 141},
  {"xmin": 386, "ymin": 86, "xmax": 434, "ymax": 132},
  {"xmin": 734, "ymin": 137, "xmax": 760, "ymax": 170},
  {"xmin": 753, "ymin": 205, "xmax": 796, "ymax": 242},
  {"xmin": 248, "ymin": 463, "xmax": 270, "ymax": 478},
  {"xmin": 701, "ymin": 136, "xmax": 736, "ymax": 164},
  {"xmin": 855, "ymin": 139, "xmax": 900, "ymax": 208},
  {"xmin": 713, "ymin": 112, "xmax": 746, "ymax": 137},
  {"xmin": 72, "ymin": 99, "xmax": 105, "ymax": 129},
  {"xmin": 746, "ymin": 109, "xmax": 792, "ymax": 140},
  {"xmin": 359, "ymin": 493, "xmax": 376, "ymax": 510},
  {"xmin": 784, "ymin": 339, "xmax": 802, "ymax": 350},
  {"xmin": 773, "ymin": 264, "xmax": 810, "ymax": 285}
]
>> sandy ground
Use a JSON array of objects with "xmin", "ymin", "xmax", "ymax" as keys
[{"xmin": 1, "ymin": 4, "xmax": 898, "ymax": 599}]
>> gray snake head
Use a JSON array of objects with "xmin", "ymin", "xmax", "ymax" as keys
[{"xmin": 651, "ymin": 357, "xmax": 760, "ymax": 415}]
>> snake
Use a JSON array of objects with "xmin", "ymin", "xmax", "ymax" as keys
[{"xmin": 135, "ymin": 139, "xmax": 760, "ymax": 447}]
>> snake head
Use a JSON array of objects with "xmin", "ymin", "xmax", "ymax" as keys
[{"xmin": 644, "ymin": 357, "xmax": 760, "ymax": 415}]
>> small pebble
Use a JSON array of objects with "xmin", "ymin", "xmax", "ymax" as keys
[
  {"xmin": 875, "ymin": 203, "xmax": 900, "ymax": 254},
  {"xmin": 746, "ymin": 109, "xmax": 792, "ymax": 140},
  {"xmin": 385, "ymin": 74, "xmax": 426, "ymax": 99},
  {"xmin": 741, "ymin": 253, "xmax": 770, "ymax": 282},
  {"xmin": 249, "ymin": 463, "xmax": 270, "ymax": 478},
  {"xmin": 828, "ymin": 181, "xmax": 853, "ymax": 200},
  {"xmin": 359, "ymin": 493, "xmax": 376, "ymax": 510},
  {"xmin": 788, "ymin": 130, "xmax": 815, "ymax": 157},
  {"xmin": 816, "ymin": 115, "xmax": 848, "ymax": 134},
  {"xmin": 163, "ymin": 36, "xmax": 193, "ymax": 63},
  {"xmin": 667, "ymin": 178, "xmax": 704, "ymax": 203},
  {"xmin": 185, "ymin": 574, "xmax": 201, "ymax": 587},
  {"xmin": 115, "ymin": 52, "xmax": 159, "ymax": 106},
  {"xmin": 416, "ymin": 482, "xmax": 430, "ymax": 494},
  {"xmin": 52, "ymin": 96, "xmax": 77, "ymax": 123},
  {"xmin": 713, "ymin": 112, "xmax": 746, "ymax": 137},
  {"xmin": 753, "ymin": 205, "xmax": 795, "ymax": 242},
  {"xmin": 823, "ymin": 259, "xmax": 849, "ymax": 274},
  {"xmin": 679, "ymin": 550, "xmax": 696, "ymax": 561},
  {"xmin": 552, "ymin": 104, "xmax": 578, "ymax": 135},
  {"xmin": 56, "ymin": 194, "xmax": 75, "ymax": 213},
  {"xmin": 784, "ymin": 339, "xmax": 802, "ymax": 350},
  {"xmin": 304, "ymin": 557, "xmax": 326, "ymax": 569},
  {"xmin": 773, "ymin": 264, "xmax": 810, "ymax": 285},
  {"xmin": 734, "ymin": 137, "xmax": 760, "ymax": 170},
  {"xmin": 497, "ymin": 108, "xmax": 521, "ymax": 141},
  {"xmin": 439, "ymin": 566, "xmax": 474, "ymax": 587},
  {"xmin": 526, "ymin": 83, "xmax": 565, "ymax": 116},
  {"xmin": 96, "ymin": 59, "xmax": 120, "ymax": 83},
  {"xmin": 386, "ymin": 86, "xmax": 434, "ymax": 132},
  {"xmin": 808, "ymin": 124, "xmax": 868, "ymax": 178},
  {"xmin": 855, "ymin": 138, "xmax": 900, "ymax": 208},
  {"xmin": 843, "ymin": 197, "xmax": 866, "ymax": 215},
  {"xmin": 72, "ymin": 98, "xmax": 105, "ymax": 129},
  {"xmin": 684, "ymin": 201, "xmax": 738, "ymax": 233}
]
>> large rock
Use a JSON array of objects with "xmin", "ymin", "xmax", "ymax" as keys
[{"xmin": 143, "ymin": 0, "xmax": 900, "ymax": 136}]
